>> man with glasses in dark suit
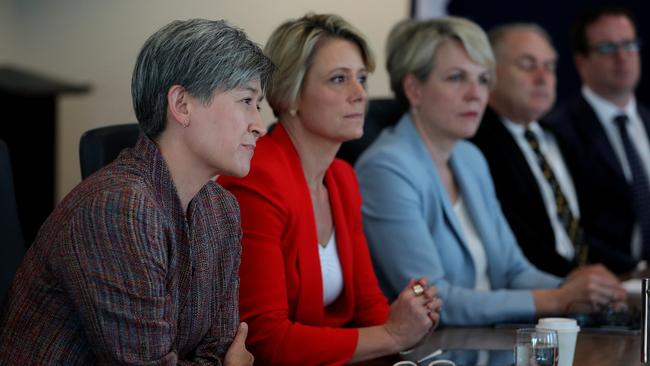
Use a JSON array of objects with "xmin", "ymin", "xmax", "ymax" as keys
[{"xmin": 547, "ymin": 5, "xmax": 650, "ymax": 274}]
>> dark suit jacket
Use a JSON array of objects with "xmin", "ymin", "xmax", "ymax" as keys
[
  {"xmin": 471, "ymin": 107, "xmax": 576, "ymax": 276},
  {"xmin": 545, "ymin": 94, "xmax": 650, "ymax": 273}
]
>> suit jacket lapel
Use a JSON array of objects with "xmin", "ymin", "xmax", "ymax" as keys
[
  {"xmin": 638, "ymin": 104, "xmax": 650, "ymax": 141},
  {"xmin": 450, "ymin": 143, "xmax": 514, "ymax": 287},
  {"xmin": 273, "ymin": 125, "xmax": 324, "ymax": 323},
  {"xmin": 483, "ymin": 108, "xmax": 544, "ymax": 201},
  {"xmin": 480, "ymin": 109, "xmax": 553, "ymax": 236},
  {"xmin": 449, "ymin": 149, "xmax": 493, "ymax": 257},
  {"xmin": 575, "ymin": 96, "xmax": 626, "ymax": 179},
  {"xmin": 401, "ymin": 116, "xmax": 469, "ymax": 247},
  {"xmin": 324, "ymin": 170, "xmax": 353, "ymax": 313}
]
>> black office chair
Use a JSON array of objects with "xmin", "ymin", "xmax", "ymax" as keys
[
  {"xmin": 79, "ymin": 123, "xmax": 140, "ymax": 179},
  {"xmin": 337, "ymin": 98, "xmax": 404, "ymax": 165},
  {"xmin": 0, "ymin": 139, "xmax": 25, "ymax": 305}
]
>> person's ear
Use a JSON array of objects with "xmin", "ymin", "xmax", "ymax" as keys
[
  {"xmin": 167, "ymin": 85, "xmax": 191, "ymax": 128},
  {"xmin": 289, "ymin": 92, "xmax": 301, "ymax": 117},
  {"xmin": 403, "ymin": 73, "xmax": 422, "ymax": 108}
]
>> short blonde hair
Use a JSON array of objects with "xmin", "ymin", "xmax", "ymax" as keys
[
  {"xmin": 264, "ymin": 13, "xmax": 375, "ymax": 117},
  {"xmin": 386, "ymin": 16, "xmax": 495, "ymax": 109}
]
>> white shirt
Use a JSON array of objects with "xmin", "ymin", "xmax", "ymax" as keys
[
  {"xmin": 582, "ymin": 86, "xmax": 650, "ymax": 259},
  {"xmin": 318, "ymin": 232, "xmax": 343, "ymax": 307},
  {"xmin": 501, "ymin": 118, "xmax": 579, "ymax": 260},
  {"xmin": 453, "ymin": 196, "xmax": 491, "ymax": 291}
]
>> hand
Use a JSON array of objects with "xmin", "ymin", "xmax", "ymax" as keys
[
  {"xmin": 384, "ymin": 278, "xmax": 442, "ymax": 351},
  {"xmin": 419, "ymin": 279, "xmax": 443, "ymax": 330},
  {"xmin": 560, "ymin": 264, "xmax": 627, "ymax": 312},
  {"xmin": 567, "ymin": 264, "xmax": 620, "ymax": 286},
  {"xmin": 224, "ymin": 322, "xmax": 254, "ymax": 366}
]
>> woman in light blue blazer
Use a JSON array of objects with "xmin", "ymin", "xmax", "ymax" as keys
[{"xmin": 356, "ymin": 17, "xmax": 626, "ymax": 326}]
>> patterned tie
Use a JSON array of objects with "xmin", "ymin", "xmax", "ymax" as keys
[
  {"xmin": 613, "ymin": 114, "xmax": 650, "ymax": 258},
  {"xmin": 524, "ymin": 129, "xmax": 588, "ymax": 265}
]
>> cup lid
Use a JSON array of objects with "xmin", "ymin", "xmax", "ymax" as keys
[{"xmin": 537, "ymin": 317, "xmax": 580, "ymax": 331}]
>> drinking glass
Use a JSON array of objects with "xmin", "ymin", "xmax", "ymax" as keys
[{"xmin": 514, "ymin": 328, "xmax": 559, "ymax": 366}]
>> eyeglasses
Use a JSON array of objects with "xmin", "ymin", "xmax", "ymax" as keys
[{"xmin": 589, "ymin": 39, "xmax": 641, "ymax": 55}]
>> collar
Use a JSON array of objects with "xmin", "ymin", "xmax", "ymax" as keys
[
  {"xmin": 133, "ymin": 133, "xmax": 186, "ymax": 221},
  {"xmin": 582, "ymin": 85, "xmax": 637, "ymax": 122},
  {"xmin": 500, "ymin": 117, "xmax": 543, "ymax": 140}
]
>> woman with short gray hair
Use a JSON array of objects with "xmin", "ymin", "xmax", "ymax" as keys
[
  {"xmin": 0, "ymin": 18, "xmax": 272, "ymax": 365},
  {"xmin": 220, "ymin": 13, "xmax": 441, "ymax": 365}
]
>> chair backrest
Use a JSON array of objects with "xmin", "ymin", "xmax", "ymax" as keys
[
  {"xmin": 79, "ymin": 123, "xmax": 140, "ymax": 179},
  {"xmin": 0, "ymin": 139, "xmax": 25, "ymax": 305},
  {"xmin": 337, "ymin": 98, "xmax": 404, "ymax": 165}
]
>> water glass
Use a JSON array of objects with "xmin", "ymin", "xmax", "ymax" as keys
[{"xmin": 514, "ymin": 328, "xmax": 559, "ymax": 366}]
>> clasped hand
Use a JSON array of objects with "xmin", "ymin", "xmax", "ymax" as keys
[
  {"xmin": 561, "ymin": 264, "xmax": 627, "ymax": 313},
  {"xmin": 385, "ymin": 278, "xmax": 443, "ymax": 352}
]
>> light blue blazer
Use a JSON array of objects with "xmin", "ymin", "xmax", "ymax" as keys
[{"xmin": 355, "ymin": 114, "xmax": 562, "ymax": 326}]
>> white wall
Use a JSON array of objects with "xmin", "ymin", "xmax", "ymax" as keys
[
  {"xmin": 5, "ymin": 0, "xmax": 408, "ymax": 200},
  {"xmin": 0, "ymin": 1, "xmax": 16, "ymax": 63}
]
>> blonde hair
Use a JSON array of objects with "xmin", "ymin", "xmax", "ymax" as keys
[
  {"xmin": 386, "ymin": 16, "xmax": 495, "ymax": 109},
  {"xmin": 264, "ymin": 13, "xmax": 375, "ymax": 117}
]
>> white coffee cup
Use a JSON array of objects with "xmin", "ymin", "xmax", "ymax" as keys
[{"xmin": 536, "ymin": 317, "xmax": 580, "ymax": 366}]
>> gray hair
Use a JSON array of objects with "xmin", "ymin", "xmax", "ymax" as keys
[
  {"xmin": 488, "ymin": 22, "xmax": 555, "ymax": 60},
  {"xmin": 264, "ymin": 13, "xmax": 374, "ymax": 117},
  {"xmin": 386, "ymin": 16, "xmax": 495, "ymax": 109},
  {"xmin": 132, "ymin": 18, "xmax": 275, "ymax": 139}
]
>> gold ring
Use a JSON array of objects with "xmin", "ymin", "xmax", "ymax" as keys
[{"xmin": 412, "ymin": 284, "xmax": 424, "ymax": 296}]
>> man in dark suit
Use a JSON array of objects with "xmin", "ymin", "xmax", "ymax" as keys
[
  {"xmin": 546, "ymin": 5, "xmax": 650, "ymax": 273},
  {"xmin": 472, "ymin": 22, "xmax": 621, "ymax": 289}
]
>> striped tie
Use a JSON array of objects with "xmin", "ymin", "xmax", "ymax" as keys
[
  {"xmin": 524, "ymin": 128, "xmax": 588, "ymax": 265},
  {"xmin": 613, "ymin": 114, "xmax": 650, "ymax": 258}
]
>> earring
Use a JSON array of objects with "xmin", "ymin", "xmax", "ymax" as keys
[
  {"xmin": 182, "ymin": 120, "xmax": 189, "ymax": 128},
  {"xmin": 289, "ymin": 109, "xmax": 297, "ymax": 117}
]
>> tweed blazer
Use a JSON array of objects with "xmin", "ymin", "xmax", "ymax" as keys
[
  {"xmin": 356, "ymin": 114, "xmax": 561, "ymax": 326},
  {"xmin": 0, "ymin": 135, "xmax": 241, "ymax": 364},
  {"xmin": 219, "ymin": 124, "xmax": 389, "ymax": 366}
]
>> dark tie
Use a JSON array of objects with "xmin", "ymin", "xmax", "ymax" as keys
[
  {"xmin": 613, "ymin": 114, "xmax": 650, "ymax": 258},
  {"xmin": 524, "ymin": 129, "xmax": 588, "ymax": 265}
]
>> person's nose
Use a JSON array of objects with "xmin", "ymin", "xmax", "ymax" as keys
[
  {"xmin": 532, "ymin": 67, "xmax": 553, "ymax": 85},
  {"xmin": 613, "ymin": 45, "xmax": 633, "ymax": 62},
  {"xmin": 464, "ymin": 79, "xmax": 485, "ymax": 102},
  {"xmin": 250, "ymin": 109, "xmax": 267, "ymax": 139},
  {"xmin": 348, "ymin": 78, "xmax": 367, "ymax": 104}
]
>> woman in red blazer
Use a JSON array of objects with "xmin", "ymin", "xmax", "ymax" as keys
[{"xmin": 219, "ymin": 13, "xmax": 442, "ymax": 366}]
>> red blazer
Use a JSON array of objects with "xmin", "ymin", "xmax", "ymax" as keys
[{"xmin": 219, "ymin": 124, "xmax": 389, "ymax": 365}]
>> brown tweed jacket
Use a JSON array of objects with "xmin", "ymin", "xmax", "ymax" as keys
[{"xmin": 0, "ymin": 134, "xmax": 241, "ymax": 365}]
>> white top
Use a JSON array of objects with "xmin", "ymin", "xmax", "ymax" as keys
[
  {"xmin": 501, "ymin": 118, "xmax": 579, "ymax": 260},
  {"xmin": 453, "ymin": 196, "xmax": 491, "ymax": 291},
  {"xmin": 318, "ymin": 232, "xmax": 343, "ymax": 307},
  {"xmin": 582, "ymin": 86, "xmax": 650, "ymax": 259}
]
